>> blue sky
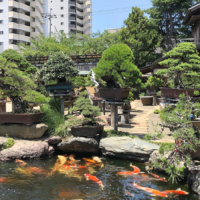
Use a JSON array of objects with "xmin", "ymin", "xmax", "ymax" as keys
[{"xmin": 92, "ymin": 0, "xmax": 152, "ymax": 33}]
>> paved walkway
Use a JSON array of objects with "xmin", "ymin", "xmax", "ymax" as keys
[{"xmin": 104, "ymin": 100, "xmax": 174, "ymax": 142}]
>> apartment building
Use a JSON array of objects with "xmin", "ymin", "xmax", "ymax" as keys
[
  {"xmin": 0, "ymin": 0, "xmax": 45, "ymax": 53},
  {"xmin": 43, "ymin": 0, "xmax": 92, "ymax": 36},
  {"xmin": 0, "ymin": 0, "xmax": 92, "ymax": 53}
]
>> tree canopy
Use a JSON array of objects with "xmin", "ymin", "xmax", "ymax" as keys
[
  {"xmin": 157, "ymin": 42, "xmax": 200, "ymax": 89},
  {"xmin": 0, "ymin": 56, "xmax": 48, "ymax": 113},
  {"xmin": 39, "ymin": 51, "xmax": 79, "ymax": 84},
  {"xmin": 93, "ymin": 44, "xmax": 143, "ymax": 89},
  {"xmin": 147, "ymin": 0, "xmax": 200, "ymax": 51},
  {"xmin": 120, "ymin": 7, "xmax": 161, "ymax": 68}
]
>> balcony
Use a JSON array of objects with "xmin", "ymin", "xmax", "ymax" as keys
[
  {"xmin": 31, "ymin": 32, "xmax": 40, "ymax": 38},
  {"xmin": 83, "ymin": 0, "xmax": 92, "ymax": 9},
  {"xmin": 31, "ymin": 1, "xmax": 43, "ymax": 14},
  {"xmin": 31, "ymin": 11, "xmax": 44, "ymax": 24},
  {"xmin": 77, "ymin": 0, "xmax": 83, "ymax": 3},
  {"xmin": 8, "ymin": 1, "xmax": 30, "ymax": 12},
  {"xmin": 69, "ymin": 16, "xmax": 76, "ymax": 21},
  {"xmin": 84, "ymin": 28, "xmax": 92, "ymax": 36},
  {"xmin": 9, "ymin": 22, "xmax": 31, "ymax": 32},
  {"xmin": 9, "ymin": 33, "xmax": 31, "ymax": 42},
  {"xmin": 77, "ymin": 18, "xmax": 83, "ymax": 25},
  {"xmin": 31, "ymin": 21, "xmax": 44, "ymax": 34},
  {"xmin": 69, "ymin": 8, "xmax": 76, "ymax": 13},
  {"xmin": 69, "ymin": 1, "xmax": 76, "ymax": 6},
  {"xmin": 38, "ymin": 0, "xmax": 44, "ymax": 5},
  {"xmin": 83, "ymin": 7, "xmax": 92, "ymax": 15},
  {"xmin": 76, "ymin": 10, "xmax": 83, "ymax": 17},
  {"xmin": 76, "ymin": 25, "xmax": 83, "ymax": 32},
  {"xmin": 83, "ymin": 22, "xmax": 92, "ymax": 31},
  {"xmin": 76, "ymin": 3, "xmax": 83, "ymax": 11},
  {"xmin": 9, "ymin": 11, "xmax": 31, "ymax": 22},
  {"xmin": 83, "ymin": 14, "xmax": 92, "ymax": 24},
  {"xmin": 9, "ymin": 44, "xmax": 19, "ymax": 51}
]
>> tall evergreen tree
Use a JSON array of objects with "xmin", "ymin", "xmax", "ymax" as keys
[
  {"xmin": 147, "ymin": 0, "xmax": 200, "ymax": 51},
  {"xmin": 120, "ymin": 7, "xmax": 161, "ymax": 68}
]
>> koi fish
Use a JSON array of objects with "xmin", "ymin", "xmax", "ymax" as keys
[
  {"xmin": 57, "ymin": 155, "xmax": 67, "ymax": 166},
  {"xmin": 147, "ymin": 171, "xmax": 167, "ymax": 182},
  {"xmin": 26, "ymin": 167, "xmax": 47, "ymax": 175},
  {"xmin": 132, "ymin": 183, "xmax": 168, "ymax": 198},
  {"xmin": 92, "ymin": 156, "xmax": 102, "ymax": 163},
  {"xmin": 163, "ymin": 189, "xmax": 189, "ymax": 195},
  {"xmin": 0, "ymin": 177, "xmax": 7, "ymax": 183},
  {"xmin": 117, "ymin": 171, "xmax": 135, "ymax": 176},
  {"xmin": 83, "ymin": 157, "xmax": 96, "ymax": 163},
  {"xmin": 130, "ymin": 163, "xmax": 144, "ymax": 174},
  {"xmin": 15, "ymin": 159, "xmax": 27, "ymax": 166},
  {"xmin": 69, "ymin": 154, "xmax": 80, "ymax": 163},
  {"xmin": 84, "ymin": 174, "xmax": 104, "ymax": 190},
  {"xmin": 125, "ymin": 190, "xmax": 134, "ymax": 197}
]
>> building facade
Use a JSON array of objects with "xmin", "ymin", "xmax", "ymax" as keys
[
  {"xmin": 43, "ymin": 0, "xmax": 92, "ymax": 36},
  {"xmin": 0, "ymin": 0, "xmax": 92, "ymax": 53},
  {"xmin": 0, "ymin": 0, "xmax": 45, "ymax": 53}
]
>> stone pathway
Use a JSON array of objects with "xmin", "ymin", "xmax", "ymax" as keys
[{"xmin": 104, "ymin": 100, "xmax": 174, "ymax": 142}]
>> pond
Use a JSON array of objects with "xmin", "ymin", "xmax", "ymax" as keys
[{"xmin": 0, "ymin": 156, "xmax": 198, "ymax": 200}]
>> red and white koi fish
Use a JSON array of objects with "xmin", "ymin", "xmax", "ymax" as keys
[
  {"xmin": 84, "ymin": 174, "xmax": 104, "ymax": 190},
  {"xmin": 163, "ymin": 189, "xmax": 189, "ymax": 195},
  {"xmin": 147, "ymin": 171, "xmax": 167, "ymax": 182},
  {"xmin": 132, "ymin": 183, "xmax": 168, "ymax": 198},
  {"xmin": 130, "ymin": 163, "xmax": 144, "ymax": 174},
  {"xmin": 0, "ymin": 177, "xmax": 7, "ymax": 183},
  {"xmin": 125, "ymin": 190, "xmax": 135, "ymax": 197}
]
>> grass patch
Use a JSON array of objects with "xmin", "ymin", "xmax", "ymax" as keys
[
  {"xmin": 154, "ymin": 109, "xmax": 160, "ymax": 114},
  {"xmin": 145, "ymin": 132, "xmax": 164, "ymax": 140},
  {"xmin": 150, "ymin": 142, "xmax": 174, "ymax": 155},
  {"xmin": 102, "ymin": 130, "xmax": 136, "ymax": 139}
]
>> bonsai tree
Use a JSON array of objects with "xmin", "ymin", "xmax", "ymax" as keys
[
  {"xmin": 67, "ymin": 91, "xmax": 102, "ymax": 127},
  {"xmin": 93, "ymin": 44, "xmax": 143, "ymax": 89},
  {"xmin": 0, "ymin": 56, "xmax": 48, "ymax": 113},
  {"xmin": 74, "ymin": 76, "xmax": 87, "ymax": 93},
  {"xmin": 145, "ymin": 75, "xmax": 163, "ymax": 93},
  {"xmin": 153, "ymin": 94, "xmax": 200, "ymax": 183},
  {"xmin": 157, "ymin": 42, "xmax": 200, "ymax": 89},
  {"xmin": 1, "ymin": 49, "xmax": 38, "ymax": 75},
  {"xmin": 40, "ymin": 51, "xmax": 79, "ymax": 84}
]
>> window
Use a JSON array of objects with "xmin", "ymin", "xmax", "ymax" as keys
[
  {"xmin": 0, "ymin": 20, "xmax": 3, "ymax": 24},
  {"xmin": 61, "ymin": 7, "xmax": 63, "ymax": 10},
  {"xmin": 0, "ymin": 42, "xmax": 3, "ymax": 45},
  {"xmin": 0, "ymin": 31, "xmax": 3, "ymax": 35},
  {"xmin": 0, "ymin": 9, "xmax": 3, "ymax": 13},
  {"xmin": 61, "ymin": 22, "xmax": 64, "ymax": 25},
  {"xmin": 61, "ymin": 14, "xmax": 64, "ymax": 17}
]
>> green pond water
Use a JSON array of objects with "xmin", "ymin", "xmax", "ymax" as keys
[{"xmin": 0, "ymin": 156, "xmax": 198, "ymax": 200}]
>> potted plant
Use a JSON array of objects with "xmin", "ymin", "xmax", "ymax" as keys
[
  {"xmin": 93, "ymin": 44, "xmax": 143, "ymax": 101},
  {"xmin": 145, "ymin": 75, "xmax": 163, "ymax": 105},
  {"xmin": 157, "ymin": 42, "xmax": 200, "ymax": 99},
  {"xmin": 140, "ymin": 92, "xmax": 153, "ymax": 106},
  {"xmin": 0, "ymin": 52, "xmax": 48, "ymax": 125},
  {"xmin": 67, "ymin": 91, "xmax": 103, "ymax": 137},
  {"xmin": 39, "ymin": 52, "xmax": 79, "ymax": 94}
]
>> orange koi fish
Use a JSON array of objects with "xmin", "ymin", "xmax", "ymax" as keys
[
  {"xmin": 15, "ymin": 159, "xmax": 27, "ymax": 166},
  {"xmin": 83, "ymin": 157, "xmax": 96, "ymax": 163},
  {"xmin": 130, "ymin": 163, "xmax": 144, "ymax": 174},
  {"xmin": 26, "ymin": 167, "xmax": 47, "ymax": 175},
  {"xmin": 163, "ymin": 189, "xmax": 189, "ymax": 195},
  {"xmin": 0, "ymin": 177, "xmax": 7, "ymax": 183},
  {"xmin": 147, "ymin": 171, "xmax": 167, "ymax": 182},
  {"xmin": 117, "ymin": 171, "xmax": 135, "ymax": 176},
  {"xmin": 125, "ymin": 190, "xmax": 135, "ymax": 197},
  {"xmin": 132, "ymin": 183, "xmax": 168, "ymax": 198},
  {"xmin": 84, "ymin": 174, "xmax": 104, "ymax": 190}
]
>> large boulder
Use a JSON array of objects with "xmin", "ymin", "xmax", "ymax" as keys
[
  {"xmin": 100, "ymin": 137, "xmax": 159, "ymax": 162},
  {"xmin": 188, "ymin": 166, "xmax": 200, "ymax": 195},
  {"xmin": 0, "ymin": 137, "xmax": 7, "ymax": 149},
  {"xmin": 0, "ymin": 140, "xmax": 49, "ymax": 162},
  {"xmin": 0, "ymin": 123, "xmax": 48, "ymax": 139},
  {"xmin": 45, "ymin": 136, "xmax": 62, "ymax": 145},
  {"xmin": 58, "ymin": 137, "xmax": 99, "ymax": 153}
]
